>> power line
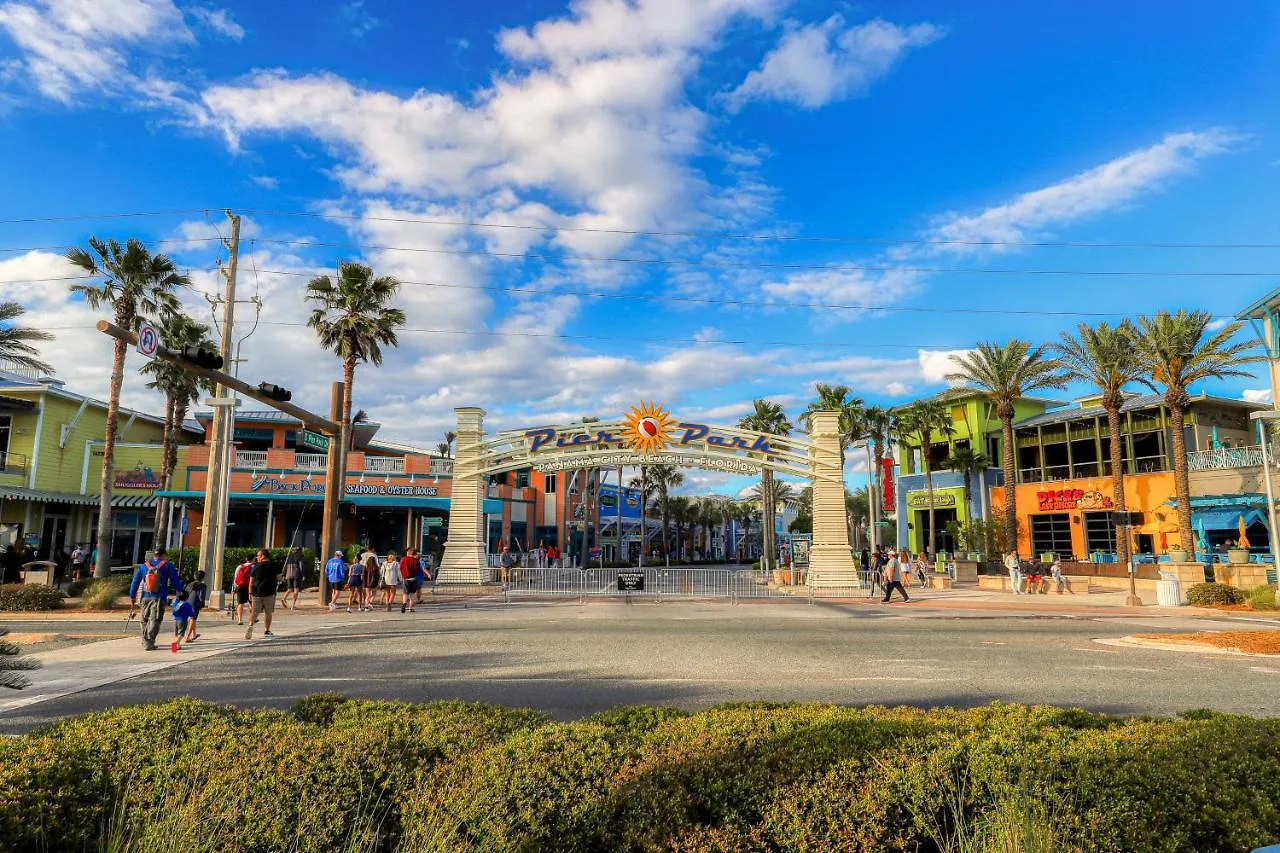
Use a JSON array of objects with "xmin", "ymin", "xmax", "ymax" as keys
[{"xmin": 0, "ymin": 209, "xmax": 214, "ymax": 226}]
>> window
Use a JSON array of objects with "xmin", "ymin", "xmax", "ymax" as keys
[
  {"xmin": 0, "ymin": 415, "xmax": 10, "ymax": 457},
  {"xmin": 544, "ymin": 473, "xmax": 557, "ymax": 494},
  {"xmin": 1084, "ymin": 511, "xmax": 1116, "ymax": 553},
  {"xmin": 515, "ymin": 468, "xmax": 531, "ymax": 489},
  {"xmin": 986, "ymin": 436, "xmax": 1000, "ymax": 466},
  {"xmin": 1030, "ymin": 513, "xmax": 1072, "ymax": 558}
]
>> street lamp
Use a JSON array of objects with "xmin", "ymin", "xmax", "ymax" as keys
[{"xmin": 1248, "ymin": 410, "xmax": 1280, "ymax": 574}]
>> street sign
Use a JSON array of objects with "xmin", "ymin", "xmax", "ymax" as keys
[
  {"xmin": 616, "ymin": 570, "xmax": 645, "ymax": 591},
  {"xmin": 298, "ymin": 429, "xmax": 330, "ymax": 451},
  {"xmin": 421, "ymin": 517, "xmax": 443, "ymax": 530},
  {"xmin": 135, "ymin": 321, "xmax": 159, "ymax": 359},
  {"xmin": 180, "ymin": 515, "xmax": 189, "ymax": 535}
]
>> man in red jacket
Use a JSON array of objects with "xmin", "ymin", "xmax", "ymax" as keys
[{"xmin": 398, "ymin": 548, "xmax": 420, "ymax": 614}]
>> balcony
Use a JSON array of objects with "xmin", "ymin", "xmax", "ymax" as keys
[
  {"xmin": 1187, "ymin": 445, "xmax": 1269, "ymax": 472},
  {"xmin": 364, "ymin": 456, "xmax": 405, "ymax": 474},
  {"xmin": 235, "ymin": 450, "xmax": 269, "ymax": 468},
  {"xmin": 294, "ymin": 453, "xmax": 328, "ymax": 471}
]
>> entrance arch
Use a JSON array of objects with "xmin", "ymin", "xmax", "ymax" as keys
[{"xmin": 437, "ymin": 403, "xmax": 858, "ymax": 586}]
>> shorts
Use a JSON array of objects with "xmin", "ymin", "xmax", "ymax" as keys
[
  {"xmin": 403, "ymin": 580, "xmax": 420, "ymax": 594},
  {"xmin": 349, "ymin": 574, "xmax": 363, "ymax": 587},
  {"xmin": 234, "ymin": 586, "xmax": 250, "ymax": 605},
  {"xmin": 329, "ymin": 580, "xmax": 347, "ymax": 591},
  {"xmin": 251, "ymin": 595, "xmax": 276, "ymax": 617},
  {"xmin": 286, "ymin": 577, "xmax": 302, "ymax": 591},
  {"xmin": 174, "ymin": 618, "xmax": 189, "ymax": 637},
  {"xmin": 190, "ymin": 604, "xmax": 202, "ymax": 620}
]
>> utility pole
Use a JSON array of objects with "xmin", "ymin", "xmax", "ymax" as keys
[
  {"xmin": 319, "ymin": 381, "xmax": 344, "ymax": 606},
  {"xmin": 199, "ymin": 212, "xmax": 240, "ymax": 608}
]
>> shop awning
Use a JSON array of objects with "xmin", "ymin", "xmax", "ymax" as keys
[
  {"xmin": 156, "ymin": 490, "xmax": 502, "ymax": 515},
  {"xmin": 1193, "ymin": 508, "xmax": 1266, "ymax": 531},
  {"xmin": 0, "ymin": 486, "xmax": 155, "ymax": 508}
]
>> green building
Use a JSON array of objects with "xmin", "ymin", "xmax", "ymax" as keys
[{"xmin": 0, "ymin": 365, "xmax": 199, "ymax": 568}]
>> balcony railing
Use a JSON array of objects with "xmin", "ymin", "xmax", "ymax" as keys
[
  {"xmin": 1020, "ymin": 455, "xmax": 1169, "ymax": 483},
  {"xmin": 294, "ymin": 453, "xmax": 328, "ymax": 471},
  {"xmin": 364, "ymin": 456, "xmax": 405, "ymax": 474},
  {"xmin": 429, "ymin": 457, "xmax": 453, "ymax": 476},
  {"xmin": 235, "ymin": 450, "xmax": 268, "ymax": 468},
  {"xmin": 1187, "ymin": 445, "xmax": 1269, "ymax": 472}
]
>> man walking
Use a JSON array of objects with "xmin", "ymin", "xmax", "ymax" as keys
[
  {"xmin": 246, "ymin": 549, "xmax": 281, "ymax": 640},
  {"xmin": 128, "ymin": 547, "xmax": 183, "ymax": 650},
  {"xmin": 881, "ymin": 549, "xmax": 910, "ymax": 603},
  {"xmin": 70, "ymin": 543, "xmax": 87, "ymax": 582},
  {"xmin": 1004, "ymin": 549, "xmax": 1023, "ymax": 595},
  {"xmin": 324, "ymin": 550, "xmax": 347, "ymax": 611},
  {"xmin": 399, "ymin": 548, "xmax": 420, "ymax": 614}
]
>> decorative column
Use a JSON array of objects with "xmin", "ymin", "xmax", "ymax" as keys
[
  {"xmin": 807, "ymin": 410, "xmax": 861, "ymax": 587},
  {"xmin": 438, "ymin": 407, "xmax": 487, "ymax": 584}
]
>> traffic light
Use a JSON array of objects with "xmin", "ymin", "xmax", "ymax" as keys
[
  {"xmin": 257, "ymin": 382, "xmax": 292, "ymax": 403},
  {"xmin": 180, "ymin": 345, "xmax": 223, "ymax": 370}
]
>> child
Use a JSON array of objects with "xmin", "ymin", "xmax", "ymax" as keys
[
  {"xmin": 171, "ymin": 590, "xmax": 195, "ymax": 654},
  {"xmin": 186, "ymin": 570, "xmax": 208, "ymax": 641}
]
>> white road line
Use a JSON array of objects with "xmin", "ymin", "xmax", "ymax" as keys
[{"xmin": 1073, "ymin": 647, "xmax": 1118, "ymax": 653}]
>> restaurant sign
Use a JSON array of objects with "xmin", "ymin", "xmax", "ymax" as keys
[
  {"xmin": 249, "ymin": 476, "xmax": 439, "ymax": 497},
  {"xmin": 1036, "ymin": 489, "xmax": 1113, "ymax": 512},
  {"xmin": 114, "ymin": 466, "xmax": 162, "ymax": 490},
  {"xmin": 906, "ymin": 492, "xmax": 957, "ymax": 509}
]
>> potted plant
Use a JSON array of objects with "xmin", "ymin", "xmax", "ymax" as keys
[{"xmin": 1167, "ymin": 545, "xmax": 1189, "ymax": 563}]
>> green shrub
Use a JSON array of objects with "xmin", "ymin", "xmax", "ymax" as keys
[
  {"xmin": 1246, "ymin": 585, "xmax": 1276, "ymax": 610},
  {"xmin": 0, "ymin": 584, "xmax": 65, "ymax": 611},
  {"xmin": 172, "ymin": 546, "xmax": 316, "ymax": 587},
  {"xmin": 79, "ymin": 577, "xmax": 129, "ymax": 610},
  {"xmin": 64, "ymin": 578, "xmax": 89, "ymax": 599},
  {"xmin": 1186, "ymin": 582, "xmax": 1244, "ymax": 606}
]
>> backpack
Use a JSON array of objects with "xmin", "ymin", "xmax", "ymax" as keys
[
  {"xmin": 142, "ymin": 559, "xmax": 163, "ymax": 595},
  {"xmin": 234, "ymin": 561, "xmax": 252, "ymax": 588}
]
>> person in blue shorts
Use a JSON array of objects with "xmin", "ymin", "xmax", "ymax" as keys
[{"xmin": 171, "ymin": 590, "xmax": 195, "ymax": 653}]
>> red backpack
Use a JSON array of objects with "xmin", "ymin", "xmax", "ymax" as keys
[
  {"xmin": 142, "ymin": 559, "xmax": 162, "ymax": 594},
  {"xmin": 233, "ymin": 561, "xmax": 252, "ymax": 588}
]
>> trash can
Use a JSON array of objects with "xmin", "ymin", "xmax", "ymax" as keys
[{"xmin": 1156, "ymin": 569, "xmax": 1182, "ymax": 607}]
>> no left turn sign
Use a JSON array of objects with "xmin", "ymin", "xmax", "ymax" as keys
[{"xmin": 136, "ymin": 321, "xmax": 159, "ymax": 360}]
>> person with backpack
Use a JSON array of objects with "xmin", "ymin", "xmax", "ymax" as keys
[
  {"xmin": 325, "ymin": 551, "xmax": 347, "ymax": 611},
  {"xmin": 128, "ymin": 547, "xmax": 183, "ymax": 651},
  {"xmin": 282, "ymin": 546, "xmax": 305, "ymax": 611},
  {"xmin": 231, "ymin": 557, "xmax": 253, "ymax": 623}
]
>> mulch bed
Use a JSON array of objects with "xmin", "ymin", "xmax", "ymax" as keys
[{"xmin": 1134, "ymin": 631, "xmax": 1280, "ymax": 655}]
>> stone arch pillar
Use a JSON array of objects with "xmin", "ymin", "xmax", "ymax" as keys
[
  {"xmin": 438, "ymin": 407, "xmax": 487, "ymax": 584},
  {"xmin": 807, "ymin": 410, "xmax": 860, "ymax": 587}
]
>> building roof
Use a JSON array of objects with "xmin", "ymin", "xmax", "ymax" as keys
[
  {"xmin": 1236, "ymin": 287, "xmax": 1280, "ymax": 320},
  {"xmin": 366, "ymin": 437, "xmax": 436, "ymax": 456},
  {"xmin": 0, "ymin": 367, "xmax": 202, "ymax": 436},
  {"xmin": 1012, "ymin": 391, "xmax": 1265, "ymax": 430}
]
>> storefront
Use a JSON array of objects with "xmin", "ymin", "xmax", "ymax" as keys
[{"xmin": 902, "ymin": 485, "xmax": 965, "ymax": 556}]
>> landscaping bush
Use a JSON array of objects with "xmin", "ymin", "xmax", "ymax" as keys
[
  {"xmin": 1186, "ymin": 582, "xmax": 1244, "ymax": 606},
  {"xmin": 78, "ymin": 577, "xmax": 128, "ymax": 610},
  {"xmin": 2, "ymin": 697, "xmax": 1278, "ymax": 852},
  {"xmin": 172, "ymin": 546, "xmax": 317, "ymax": 588},
  {"xmin": 0, "ymin": 584, "xmax": 64, "ymax": 611},
  {"xmin": 1246, "ymin": 585, "xmax": 1277, "ymax": 610},
  {"xmin": 64, "ymin": 578, "xmax": 88, "ymax": 599}
]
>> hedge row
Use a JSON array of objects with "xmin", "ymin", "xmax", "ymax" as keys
[
  {"xmin": 169, "ymin": 547, "xmax": 317, "ymax": 588},
  {"xmin": 0, "ymin": 584, "xmax": 65, "ymax": 611},
  {"xmin": 1, "ymin": 698, "xmax": 1277, "ymax": 852}
]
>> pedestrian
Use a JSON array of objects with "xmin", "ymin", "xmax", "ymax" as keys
[
  {"xmin": 70, "ymin": 543, "xmax": 87, "ymax": 582},
  {"xmin": 128, "ymin": 547, "xmax": 183, "ymax": 651},
  {"xmin": 1050, "ymin": 556, "xmax": 1070, "ymax": 594},
  {"xmin": 245, "ymin": 549, "xmax": 280, "ymax": 640},
  {"xmin": 881, "ymin": 550, "xmax": 910, "ymax": 603},
  {"xmin": 282, "ymin": 546, "xmax": 305, "ymax": 611},
  {"xmin": 345, "ymin": 551, "xmax": 364, "ymax": 612},
  {"xmin": 398, "ymin": 548, "xmax": 420, "ymax": 613},
  {"xmin": 324, "ymin": 550, "xmax": 347, "ymax": 611},
  {"xmin": 231, "ymin": 557, "xmax": 253, "ymax": 622},
  {"xmin": 1004, "ymin": 549, "xmax": 1023, "ymax": 595},
  {"xmin": 362, "ymin": 551, "xmax": 379, "ymax": 610},
  {"xmin": 1026, "ymin": 561, "xmax": 1044, "ymax": 594},
  {"xmin": 170, "ymin": 590, "xmax": 195, "ymax": 653},
  {"xmin": 414, "ymin": 552, "xmax": 428, "ymax": 604},
  {"xmin": 186, "ymin": 569, "xmax": 208, "ymax": 641},
  {"xmin": 381, "ymin": 551, "xmax": 401, "ymax": 611},
  {"xmin": 914, "ymin": 553, "xmax": 929, "ymax": 588},
  {"xmin": 500, "ymin": 546, "xmax": 515, "ymax": 584}
]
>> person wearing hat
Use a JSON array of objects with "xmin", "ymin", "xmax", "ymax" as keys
[{"xmin": 324, "ymin": 550, "xmax": 348, "ymax": 611}]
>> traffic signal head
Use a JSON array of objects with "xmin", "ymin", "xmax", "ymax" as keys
[
  {"xmin": 180, "ymin": 345, "xmax": 223, "ymax": 370},
  {"xmin": 257, "ymin": 382, "xmax": 292, "ymax": 403}
]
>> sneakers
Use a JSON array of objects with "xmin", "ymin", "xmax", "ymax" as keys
[
  {"xmin": 244, "ymin": 626, "xmax": 253, "ymax": 640},
  {"xmin": 144, "ymin": 643, "xmax": 156, "ymax": 651},
  {"xmin": 328, "ymin": 603, "xmax": 337, "ymax": 611},
  {"xmin": 346, "ymin": 607, "xmax": 352, "ymax": 613},
  {"xmin": 400, "ymin": 602, "xmax": 407, "ymax": 613},
  {"xmin": 264, "ymin": 631, "xmax": 274, "ymax": 638}
]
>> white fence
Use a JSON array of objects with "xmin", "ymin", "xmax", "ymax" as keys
[
  {"xmin": 364, "ymin": 456, "xmax": 405, "ymax": 474},
  {"xmin": 235, "ymin": 450, "xmax": 268, "ymax": 468},
  {"xmin": 1186, "ymin": 445, "xmax": 1270, "ymax": 472}
]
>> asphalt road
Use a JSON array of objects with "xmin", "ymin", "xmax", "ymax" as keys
[{"xmin": 2, "ymin": 598, "xmax": 1277, "ymax": 734}]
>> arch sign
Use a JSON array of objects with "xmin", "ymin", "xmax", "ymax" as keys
[{"xmin": 437, "ymin": 402, "xmax": 859, "ymax": 588}]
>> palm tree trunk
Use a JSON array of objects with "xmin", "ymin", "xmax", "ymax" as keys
[
  {"xmin": 1000, "ymin": 411, "xmax": 1018, "ymax": 556},
  {"xmin": 1168, "ymin": 400, "xmax": 1194, "ymax": 555},
  {"xmin": 1106, "ymin": 405, "xmax": 1130, "ymax": 565},
  {"xmin": 660, "ymin": 486, "xmax": 670, "ymax": 564},
  {"xmin": 94, "ymin": 337, "xmax": 127, "ymax": 578},
  {"xmin": 338, "ymin": 358, "xmax": 356, "ymax": 547},
  {"xmin": 963, "ymin": 469, "xmax": 973, "ymax": 509},
  {"xmin": 153, "ymin": 397, "xmax": 176, "ymax": 546},
  {"xmin": 762, "ymin": 468, "xmax": 775, "ymax": 572}
]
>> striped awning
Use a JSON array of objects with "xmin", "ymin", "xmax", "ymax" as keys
[{"xmin": 0, "ymin": 486, "xmax": 156, "ymax": 508}]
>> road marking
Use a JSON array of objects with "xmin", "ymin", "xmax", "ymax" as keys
[
  {"xmin": 1073, "ymin": 647, "xmax": 1118, "ymax": 653},
  {"xmin": 1082, "ymin": 665, "xmax": 1157, "ymax": 673},
  {"xmin": 980, "ymin": 641, "xmax": 1005, "ymax": 645},
  {"xmin": 1249, "ymin": 667, "xmax": 1280, "ymax": 674}
]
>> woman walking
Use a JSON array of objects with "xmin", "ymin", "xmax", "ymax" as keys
[
  {"xmin": 381, "ymin": 550, "xmax": 401, "ymax": 612},
  {"xmin": 362, "ymin": 551, "xmax": 380, "ymax": 610}
]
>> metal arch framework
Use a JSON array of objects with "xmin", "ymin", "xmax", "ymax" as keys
[{"xmin": 436, "ymin": 406, "xmax": 860, "ymax": 587}]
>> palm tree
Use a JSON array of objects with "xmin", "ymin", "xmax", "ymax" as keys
[
  {"xmin": 140, "ymin": 312, "xmax": 214, "ymax": 546},
  {"xmin": 307, "ymin": 262, "xmax": 407, "ymax": 471},
  {"xmin": 0, "ymin": 302, "xmax": 53, "ymax": 375},
  {"xmin": 738, "ymin": 399, "xmax": 793, "ymax": 573},
  {"xmin": 947, "ymin": 341, "xmax": 1068, "ymax": 558},
  {"xmin": 802, "ymin": 383, "xmax": 865, "ymax": 469},
  {"xmin": 666, "ymin": 496, "xmax": 693, "ymax": 562},
  {"xmin": 67, "ymin": 237, "xmax": 186, "ymax": 577},
  {"xmin": 435, "ymin": 441, "xmax": 450, "ymax": 457},
  {"xmin": 1053, "ymin": 321, "xmax": 1143, "ymax": 565},
  {"xmin": 944, "ymin": 446, "xmax": 990, "ymax": 514},
  {"xmin": 444, "ymin": 430, "xmax": 457, "ymax": 458},
  {"xmin": 1130, "ymin": 311, "xmax": 1263, "ymax": 554},
  {"xmin": 645, "ymin": 463, "xmax": 684, "ymax": 562},
  {"xmin": 895, "ymin": 400, "xmax": 956, "ymax": 558}
]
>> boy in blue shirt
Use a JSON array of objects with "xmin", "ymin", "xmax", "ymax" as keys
[{"xmin": 170, "ymin": 590, "xmax": 195, "ymax": 654}]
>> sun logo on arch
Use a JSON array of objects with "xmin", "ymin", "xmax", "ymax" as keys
[{"xmin": 623, "ymin": 401, "xmax": 676, "ymax": 453}]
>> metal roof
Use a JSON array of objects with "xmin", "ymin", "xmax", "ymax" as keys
[
  {"xmin": 1012, "ymin": 392, "xmax": 1265, "ymax": 430},
  {"xmin": 0, "ymin": 486, "xmax": 156, "ymax": 507},
  {"xmin": 0, "ymin": 371, "xmax": 202, "ymax": 435}
]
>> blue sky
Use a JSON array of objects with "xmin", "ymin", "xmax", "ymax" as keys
[{"xmin": 2, "ymin": 0, "xmax": 1279, "ymax": 496}]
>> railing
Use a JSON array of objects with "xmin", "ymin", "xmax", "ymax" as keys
[
  {"xmin": 1187, "ymin": 445, "xmax": 1269, "ymax": 472},
  {"xmin": 1021, "ymin": 454, "xmax": 1170, "ymax": 483},
  {"xmin": 430, "ymin": 457, "xmax": 453, "ymax": 476},
  {"xmin": 294, "ymin": 453, "xmax": 328, "ymax": 470},
  {"xmin": 364, "ymin": 456, "xmax": 405, "ymax": 474},
  {"xmin": 0, "ymin": 451, "xmax": 27, "ymax": 475},
  {"xmin": 235, "ymin": 450, "xmax": 268, "ymax": 468}
]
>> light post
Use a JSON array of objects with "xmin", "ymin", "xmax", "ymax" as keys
[{"xmin": 1248, "ymin": 411, "xmax": 1280, "ymax": 580}]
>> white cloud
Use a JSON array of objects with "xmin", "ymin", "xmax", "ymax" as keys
[
  {"xmin": 1206, "ymin": 317, "xmax": 1230, "ymax": 331},
  {"xmin": 917, "ymin": 349, "xmax": 972, "ymax": 385},
  {"xmin": 249, "ymin": 175, "xmax": 278, "ymax": 190},
  {"xmin": 187, "ymin": 6, "xmax": 242, "ymax": 40},
  {"xmin": 724, "ymin": 16, "xmax": 941, "ymax": 110},
  {"xmin": 1243, "ymin": 389, "xmax": 1272, "ymax": 404},
  {"xmin": 0, "ymin": 0, "xmax": 191, "ymax": 101},
  {"xmin": 931, "ymin": 129, "xmax": 1242, "ymax": 248}
]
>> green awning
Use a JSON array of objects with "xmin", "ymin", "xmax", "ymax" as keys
[{"xmin": 0, "ymin": 486, "xmax": 155, "ymax": 508}]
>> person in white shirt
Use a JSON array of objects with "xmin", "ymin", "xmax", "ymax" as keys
[
  {"xmin": 1004, "ymin": 549, "xmax": 1023, "ymax": 595},
  {"xmin": 1050, "ymin": 557, "xmax": 1070, "ymax": 594}
]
